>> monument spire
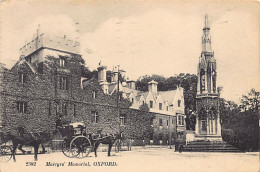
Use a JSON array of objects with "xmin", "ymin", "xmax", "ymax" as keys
[
  {"xmin": 205, "ymin": 13, "xmax": 209, "ymax": 28},
  {"xmin": 195, "ymin": 15, "xmax": 222, "ymax": 141},
  {"xmin": 202, "ymin": 13, "xmax": 211, "ymax": 52}
]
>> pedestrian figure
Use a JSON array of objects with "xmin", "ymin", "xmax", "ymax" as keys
[{"xmin": 179, "ymin": 144, "xmax": 183, "ymax": 153}]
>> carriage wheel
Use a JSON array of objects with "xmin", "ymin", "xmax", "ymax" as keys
[
  {"xmin": 70, "ymin": 136, "xmax": 92, "ymax": 159},
  {"xmin": 0, "ymin": 145, "xmax": 12, "ymax": 163},
  {"xmin": 115, "ymin": 139, "xmax": 122, "ymax": 153},
  {"xmin": 62, "ymin": 140, "xmax": 79, "ymax": 158}
]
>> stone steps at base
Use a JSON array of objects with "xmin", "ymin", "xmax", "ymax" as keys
[
  {"xmin": 186, "ymin": 145, "xmax": 232, "ymax": 147},
  {"xmin": 182, "ymin": 141, "xmax": 241, "ymax": 152},
  {"xmin": 187, "ymin": 142, "xmax": 225, "ymax": 145},
  {"xmin": 182, "ymin": 149, "xmax": 241, "ymax": 152},
  {"xmin": 184, "ymin": 146, "xmax": 239, "ymax": 150}
]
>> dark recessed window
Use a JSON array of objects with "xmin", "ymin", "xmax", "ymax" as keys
[
  {"xmin": 159, "ymin": 118, "xmax": 163, "ymax": 126},
  {"xmin": 178, "ymin": 100, "xmax": 181, "ymax": 107},
  {"xmin": 61, "ymin": 103, "xmax": 67, "ymax": 116},
  {"xmin": 17, "ymin": 101, "xmax": 27, "ymax": 113},
  {"xmin": 120, "ymin": 115, "xmax": 125, "ymax": 126},
  {"xmin": 19, "ymin": 73, "xmax": 26, "ymax": 83},
  {"xmin": 60, "ymin": 76, "xmax": 68, "ymax": 90},
  {"xmin": 159, "ymin": 103, "xmax": 162, "ymax": 110},
  {"xmin": 73, "ymin": 104, "xmax": 76, "ymax": 117},
  {"xmin": 149, "ymin": 101, "xmax": 153, "ymax": 108},
  {"xmin": 92, "ymin": 111, "xmax": 99, "ymax": 123}
]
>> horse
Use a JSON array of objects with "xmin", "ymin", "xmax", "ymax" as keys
[
  {"xmin": 17, "ymin": 143, "xmax": 46, "ymax": 154},
  {"xmin": 10, "ymin": 127, "xmax": 54, "ymax": 162},
  {"xmin": 92, "ymin": 131, "xmax": 123, "ymax": 157}
]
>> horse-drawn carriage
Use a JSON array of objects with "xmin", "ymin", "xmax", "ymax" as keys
[
  {"xmin": 57, "ymin": 122, "xmax": 122, "ymax": 158},
  {"xmin": 57, "ymin": 122, "xmax": 92, "ymax": 158},
  {"xmin": 0, "ymin": 122, "xmax": 122, "ymax": 162},
  {"xmin": 0, "ymin": 127, "xmax": 13, "ymax": 163}
]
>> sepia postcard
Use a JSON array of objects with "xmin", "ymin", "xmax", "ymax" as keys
[{"xmin": 0, "ymin": 0, "xmax": 259, "ymax": 172}]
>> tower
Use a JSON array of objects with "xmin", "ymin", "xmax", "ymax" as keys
[
  {"xmin": 195, "ymin": 14, "xmax": 222, "ymax": 141},
  {"xmin": 97, "ymin": 61, "xmax": 109, "ymax": 94}
]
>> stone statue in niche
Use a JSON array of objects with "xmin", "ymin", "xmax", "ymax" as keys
[
  {"xmin": 212, "ymin": 70, "xmax": 216, "ymax": 91},
  {"xmin": 201, "ymin": 74, "xmax": 205, "ymax": 90}
]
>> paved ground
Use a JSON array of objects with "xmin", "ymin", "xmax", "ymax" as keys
[{"xmin": 1, "ymin": 147, "xmax": 259, "ymax": 172}]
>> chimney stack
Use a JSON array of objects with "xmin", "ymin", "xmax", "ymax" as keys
[{"xmin": 148, "ymin": 80, "xmax": 158, "ymax": 93}]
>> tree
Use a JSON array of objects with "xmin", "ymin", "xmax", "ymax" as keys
[
  {"xmin": 139, "ymin": 103, "xmax": 149, "ymax": 112},
  {"xmin": 220, "ymin": 89, "xmax": 260, "ymax": 151},
  {"xmin": 240, "ymin": 88, "xmax": 259, "ymax": 111},
  {"xmin": 81, "ymin": 64, "xmax": 98, "ymax": 79}
]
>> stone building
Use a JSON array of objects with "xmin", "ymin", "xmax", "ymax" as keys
[
  {"xmin": 0, "ymin": 29, "xmax": 183, "ymax": 146},
  {"xmin": 97, "ymin": 64, "xmax": 186, "ymax": 144}
]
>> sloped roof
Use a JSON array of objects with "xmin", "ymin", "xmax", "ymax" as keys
[
  {"xmin": 0, "ymin": 63, "xmax": 7, "ymax": 71},
  {"xmin": 158, "ymin": 90, "xmax": 177, "ymax": 105},
  {"xmin": 125, "ymin": 92, "xmax": 131, "ymax": 98},
  {"xmin": 136, "ymin": 95, "xmax": 142, "ymax": 101},
  {"xmin": 140, "ymin": 92, "xmax": 149, "ymax": 100},
  {"xmin": 11, "ymin": 58, "xmax": 37, "ymax": 74},
  {"xmin": 108, "ymin": 83, "xmax": 117, "ymax": 94},
  {"xmin": 26, "ymin": 62, "xmax": 37, "ymax": 73},
  {"xmin": 107, "ymin": 81, "xmax": 178, "ymax": 105}
]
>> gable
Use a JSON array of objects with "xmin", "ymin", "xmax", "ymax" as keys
[
  {"xmin": 156, "ymin": 94, "xmax": 164, "ymax": 104},
  {"xmin": 145, "ymin": 91, "xmax": 156, "ymax": 104},
  {"xmin": 11, "ymin": 59, "xmax": 36, "ymax": 74}
]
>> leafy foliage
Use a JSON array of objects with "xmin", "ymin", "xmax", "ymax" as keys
[
  {"xmin": 139, "ymin": 103, "xmax": 149, "ymax": 112},
  {"xmin": 220, "ymin": 89, "xmax": 259, "ymax": 151},
  {"xmin": 240, "ymin": 88, "xmax": 259, "ymax": 111}
]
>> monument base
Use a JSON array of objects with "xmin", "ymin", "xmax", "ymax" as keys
[
  {"xmin": 183, "ymin": 135, "xmax": 241, "ymax": 152},
  {"xmin": 194, "ymin": 135, "xmax": 222, "ymax": 141}
]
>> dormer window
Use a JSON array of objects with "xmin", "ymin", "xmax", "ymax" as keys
[
  {"xmin": 59, "ymin": 57, "xmax": 66, "ymax": 67},
  {"xmin": 178, "ymin": 100, "xmax": 181, "ymax": 107},
  {"xmin": 159, "ymin": 103, "xmax": 162, "ymax": 110},
  {"xmin": 149, "ymin": 101, "xmax": 153, "ymax": 108}
]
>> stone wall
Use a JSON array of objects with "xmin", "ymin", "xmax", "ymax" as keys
[{"xmin": 0, "ymin": 54, "xmax": 178, "ymax": 145}]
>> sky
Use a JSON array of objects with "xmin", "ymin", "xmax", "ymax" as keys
[{"xmin": 0, "ymin": 0, "xmax": 259, "ymax": 103}]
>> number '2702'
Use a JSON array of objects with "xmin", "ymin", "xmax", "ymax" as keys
[{"xmin": 26, "ymin": 162, "xmax": 36, "ymax": 166}]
